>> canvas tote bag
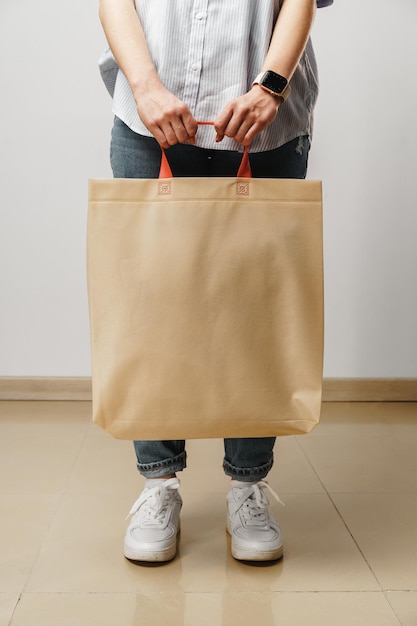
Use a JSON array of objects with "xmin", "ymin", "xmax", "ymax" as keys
[{"xmin": 87, "ymin": 147, "xmax": 323, "ymax": 440}]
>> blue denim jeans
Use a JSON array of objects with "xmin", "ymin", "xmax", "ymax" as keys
[{"xmin": 110, "ymin": 116, "xmax": 310, "ymax": 481}]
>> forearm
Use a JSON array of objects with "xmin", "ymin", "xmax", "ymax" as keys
[
  {"xmin": 99, "ymin": 0, "xmax": 160, "ymax": 98},
  {"xmin": 262, "ymin": 0, "xmax": 316, "ymax": 80},
  {"xmin": 99, "ymin": 0, "xmax": 197, "ymax": 147},
  {"xmin": 214, "ymin": 0, "xmax": 316, "ymax": 146}
]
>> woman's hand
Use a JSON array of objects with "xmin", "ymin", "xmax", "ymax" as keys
[
  {"xmin": 214, "ymin": 86, "xmax": 281, "ymax": 146},
  {"xmin": 214, "ymin": 0, "xmax": 316, "ymax": 147},
  {"xmin": 99, "ymin": 0, "xmax": 198, "ymax": 149},
  {"xmin": 134, "ymin": 83, "xmax": 198, "ymax": 149}
]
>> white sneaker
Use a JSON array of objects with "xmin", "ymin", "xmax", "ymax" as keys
[
  {"xmin": 124, "ymin": 477, "xmax": 182, "ymax": 562},
  {"xmin": 226, "ymin": 480, "xmax": 284, "ymax": 561}
]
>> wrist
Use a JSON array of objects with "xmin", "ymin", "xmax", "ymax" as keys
[
  {"xmin": 251, "ymin": 83, "xmax": 284, "ymax": 104},
  {"xmin": 131, "ymin": 69, "xmax": 163, "ymax": 100},
  {"xmin": 252, "ymin": 70, "xmax": 291, "ymax": 102}
]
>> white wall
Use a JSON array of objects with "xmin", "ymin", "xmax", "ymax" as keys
[
  {"xmin": 0, "ymin": 0, "xmax": 416, "ymax": 378},
  {"xmin": 308, "ymin": 0, "xmax": 417, "ymax": 376}
]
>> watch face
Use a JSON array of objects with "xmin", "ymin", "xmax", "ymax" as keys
[{"xmin": 261, "ymin": 71, "xmax": 288, "ymax": 94}]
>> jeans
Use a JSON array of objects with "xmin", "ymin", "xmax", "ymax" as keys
[{"xmin": 110, "ymin": 116, "xmax": 310, "ymax": 481}]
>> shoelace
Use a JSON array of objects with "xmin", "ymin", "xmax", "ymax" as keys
[
  {"xmin": 125, "ymin": 478, "xmax": 180, "ymax": 526},
  {"xmin": 232, "ymin": 481, "xmax": 285, "ymax": 529}
]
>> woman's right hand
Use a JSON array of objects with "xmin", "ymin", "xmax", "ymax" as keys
[
  {"xmin": 99, "ymin": 0, "xmax": 198, "ymax": 149},
  {"xmin": 134, "ymin": 83, "xmax": 198, "ymax": 149}
]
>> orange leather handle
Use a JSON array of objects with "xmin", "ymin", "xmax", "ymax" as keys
[{"xmin": 159, "ymin": 122, "xmax": 252, "ymax": 179}]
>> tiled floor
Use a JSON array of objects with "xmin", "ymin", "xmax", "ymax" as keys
[{"xmin": 1, "ymin": 401, "xmax": 417, "ymax": 625}]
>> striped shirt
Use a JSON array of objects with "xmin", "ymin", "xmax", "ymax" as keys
[{"xmin": 111, "ymin": 0, "xmax": 319, "ymax": 153}]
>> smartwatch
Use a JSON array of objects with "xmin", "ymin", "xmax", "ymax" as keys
[{"xmin": 252, "ymin": 70, "xmax": 291, "ymax": 102}]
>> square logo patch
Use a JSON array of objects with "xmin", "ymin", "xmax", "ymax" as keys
[
  {"xmin": 236, "ymin": 181, "xmax": 250, "ymax": 197},
  {"xmin": 158, "ymin": 181, "xmax": 172, "ymax": 195}
]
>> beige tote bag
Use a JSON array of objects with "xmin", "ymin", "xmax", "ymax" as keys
[{"xmin": 87, "ymin": 150, "xmax": 323, "ymax": 440}]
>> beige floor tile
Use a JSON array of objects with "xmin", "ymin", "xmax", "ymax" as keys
[
  {"xmin": 181, "ymin": 592, "xmax": 277, "ymax": 626},
  {"xmin": 332, "ymin": 494, "xmax": 417, "ymax": 590},
  {"xmin": 385, "ymin": 592, "xmax": 417, "ymax": 626},
  {"xmin": 269, "ymin": 436, "xmax": 325, "ymax": 493},
  {"xmin": 183, "ymin": 437, "xmax": 225, "ymax": 465},
  {"xmin": 0, "ymin": 400, "xmax": 92, "ymax": 425},
  {"xmin": 25, "ymin": 494, "xmax": 136, "ymax": 593},
  {"xmin": 0, "ymin": 423, "xmax": 87, "ymax": 495},
  {"xmin": 26, "ymin": 491, "xmax": 379, "ymax": 594},
  {"xmin": 182, "ymin": 593, "xmax": 224, "ymax": 625},
  {"xmin": 0, "ymin": 495, "xmax": 60, "ymax": 593},
  {"xmin": 223, "ymin": 493, "xmax": 380, "ymax": 592},
  {"xmin": 180, "ymin": 438, "xmax": 228, "ymax": 492},
  {"xmin": 0, "ymin": 593, "xmax": 20, "ymax": 626},
  {"xmin": 25, "ymin": 492, "xmax": 228, "ymax": 594},
  {"xmin": 313, "ymin": 402, "xmax": 417, "ymax": 438},
  {"xmin": 206, "ymin": 592, "xmax": 402, "ymax": 626},
  {"xmin": 2, "ymin": 400, "xmax": 416, "ymax": 623},
  {"xmin": 9, "ymin": 593, "xmax": 138, "ymax": 626},
  {"xmin": 66, "ymin": 426, "xmax": 140, "ymax": 497},
  {"xmin": 11, "ymin": 592, "xmax": 224, "ymax": 626},
  {"xmin": 6, "ymin": 591, "xmax": 404, "ymax": 626},
  {"xmin": 269, "ymin": 592, "xmax": 401, "ymax": 626},
  {"xmin": 298, "ymin": 429, "xmax": 417, "ymax": 493},
  {"xmin": 131, "ymin": 592, "xmax": 220, "ymax": 626},
  {"xmin": 219, "ymin": 592, "xmax": 277, "ymax": 625}
]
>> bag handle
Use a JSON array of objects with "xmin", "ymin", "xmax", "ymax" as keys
[{"xmin": 159, "ymin": 121, "xmax": 252, "ymax": 179}]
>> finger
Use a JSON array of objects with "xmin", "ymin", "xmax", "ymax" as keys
[
  {"xmin": 169, "ymin": 121, "xmax": 191, "ymax": 145},
  {"xmin": 218, "ymin": 110, "xmax": 252, "ymax": 142},
  {"xmin": 214, "ymin": 108, "xmax": 233, "ymax": 142},
  {"xmin": 147, "ymin": 102, "xmax": 198, "ymax": 147},
  {"xmin": 161, "ymin": 123, "xmax": 180, "ymax": 147},
  {"xmin": 167, "ymin": 113, "xmax": 198, "ymax": 146},
  {"xmin": 234, "ymin": 121, "xmax": 264, "ymax": 146},
  {"xmin": 182, "ymin": 112, "xmax": 198, "ymax": 141},
  {"xmin": 151, "ymin": 126, "xmax": 171, "ymax": 149},
  {"xmin": 161, "ymin": 117, "xmax": 193, "ymax": 147}
]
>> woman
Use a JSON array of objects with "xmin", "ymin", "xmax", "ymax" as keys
[{"xmin": 99, "ymin": 0, "xmax": 319, "ymax": 563}]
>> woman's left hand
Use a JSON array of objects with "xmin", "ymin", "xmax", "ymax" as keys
[{"xmin": 214, "ymin": 85, "xmax": 282, "ymax": 146}]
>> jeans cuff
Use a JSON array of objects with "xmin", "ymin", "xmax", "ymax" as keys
[
  {"xmin": 223, "ymin": 456, "xmax": 273, "ymax": 482},
  {"xmin": 136, "ymin": 451, "xmax": 187, "ymax": 478}
]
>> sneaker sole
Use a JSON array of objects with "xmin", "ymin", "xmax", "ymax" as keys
[
  {"xmin": 124, "ymin": 529, "xmax": 180, "ymax": 563},
  {"xmin": 227, "ymin": 525, "xmax": 284, "ymax": 562},
  {"xmin": 230, "ymin": 541, "xmax": 284, "ymax": 562},
  {"xmin": 124, "ymin": 542, "xmax": 177, "ymax": 562}
]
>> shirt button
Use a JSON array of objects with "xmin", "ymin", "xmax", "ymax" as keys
[
  {"xmin": 191, "ymin": 63, "xmax": 199, "ymax": 71},
  {"xmin": 195, "ymin": 12, "xmax": 204, "ymax": 20}
]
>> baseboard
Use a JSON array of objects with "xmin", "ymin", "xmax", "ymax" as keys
[
  {"xmin": 0, "ymin": 377, "xmax": 92, "ymax": 401},
  {"xmin": 0, "ymin": 377, "xmax": 416, "ymax": 402},
  {"xmin": 322, "ymin": 378, "xmax": 417, "ymax": 402}
]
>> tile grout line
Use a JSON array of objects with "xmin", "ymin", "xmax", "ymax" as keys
[
  {"xmin": 16, "ymin": 420, "xmax": 92, "ymax": 602},
  {"xmin": 8, "ymin": 592, "xmax": 23, "ymax": 626},
  {"xmin": 294, "ymin": 436, "xmax": 388, "ymax": 593},
  {"xmin": 60, "ymin": 420, "xmax": 93, "ymax": 498},
  {"xmin": 383, "ymin": 590, "xmax": 409, "ymax": 626}
]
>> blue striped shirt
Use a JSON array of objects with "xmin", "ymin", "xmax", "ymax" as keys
[{"xmin": 111, "ymin": 0, "xmax": 319, "ymax": 152}]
